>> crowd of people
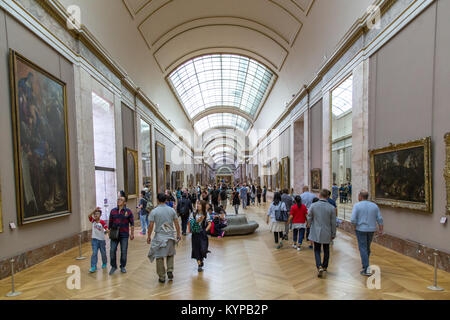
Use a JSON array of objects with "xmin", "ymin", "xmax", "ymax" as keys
[{"xmin": 86, "ymin": 180, "xmax": 384, "ymax": 283}]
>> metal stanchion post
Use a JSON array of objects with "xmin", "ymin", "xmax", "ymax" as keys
[
  {"xmin": 6, "ymin": 259, "xmax": 22, "ymax": 297},
  {"xmin": 75, "ymin": 233, "xmax": 86, "ymax": 260},
  {"xmin": 427, "ymin": 251, "xmax": 444, "ymax": 291}
]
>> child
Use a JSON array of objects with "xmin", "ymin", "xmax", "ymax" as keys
[
  {"xmin": 88, "ymin": 207, "xmax": 108, "ymax": 273},
  {"xmin": 287, "ymin": 196, "xmax": 308, "ymax": 251}
]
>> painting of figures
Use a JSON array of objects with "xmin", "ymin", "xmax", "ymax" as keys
[
  {"xmin": 311, "ymin": 169, "xmax": 321, "ymax": 192},
  {"xmin": 370, "ymin": 137, "xmax": 432, "ymax": 212},
  {"xmin": 10, "ymin": 50, "xmax": 71, "ymax": 225},
  {"xmin": 155, "ymin": 142, "xmax": 166, "ymax": 194}
]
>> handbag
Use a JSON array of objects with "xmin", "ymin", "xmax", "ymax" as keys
[{"xmin": 109, "ymin": 225, "xmax": 120, "ymax": 241}]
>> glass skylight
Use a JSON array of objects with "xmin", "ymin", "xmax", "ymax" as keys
[
  {"xmin": 194, "ymin": 113, "xmax": 251, "ymax": 135},
  {"xmin": 209, "ymin": 146, "xmax": 235, "ymax": 158},
  {"xmin": 332, "ymin": 76, "xmax": 353, "ymax": 117},
  {"xmin": 168, "ymin": 54, "xmax": 274, "ymax": 119}
]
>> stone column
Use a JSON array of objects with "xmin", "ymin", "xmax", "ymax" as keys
[
  {"xmin": 322, "ymin": 91, "xmax": 332, "ymax": 189},
  {"xmin": 114, "ymin": 95, "xmax": 124, "ymax": 191},
  {"xmin": 352, "ymin": 59, "xmax": 370, "ymax": 199},
  {"xmin": 293, "ymin": 119, "xmax": 305, "ymax": 193},
  {"xmin": 303, "ymin": 111, "xmax": 309, "ymax": 187}
]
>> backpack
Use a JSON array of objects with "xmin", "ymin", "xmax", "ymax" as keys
[
  {"xmin": 179, "ymin": 199, "xmax": 190, "ymax": 217},
  {"xmin": 141, "ymin": 198, "xmax": 150, "ymax": 214}
]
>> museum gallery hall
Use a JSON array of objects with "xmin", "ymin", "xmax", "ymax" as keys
[{"xmin": 0, "ymin": 0, "xmax": 449, "ymax": 301}]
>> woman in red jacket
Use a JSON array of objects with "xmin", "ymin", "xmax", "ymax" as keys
[{"xmin": 287, "ymin": 196, "xmax": 308, "ymax": 251}]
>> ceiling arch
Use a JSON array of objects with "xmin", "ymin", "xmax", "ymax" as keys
[
  {"xmin": 204, "ymin": 141, "xmax": 242, "ymax": 155},
  {"xmin": 203, "ymin": 136, "xmax": 243, "ymax": 150},
  {"xmin": 208, "ymin": 147, "xmax": 237, "ymax": 158},
  {"xmin": 192, "ymin": 107, "xmax": 255, "ymax": 125}
]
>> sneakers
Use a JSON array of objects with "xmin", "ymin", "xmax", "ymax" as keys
[
  {"xmin": 158, "ymin": 278, "xmax": 166, "ymax": 283},
  {"xmin": 120, "ymin": 267, "xmax": 127, "ymax": 273},
  {"xmin": 167, "ymin": 272, "xmax": 174, "ymax": 281},
  {"xmin": 89, "ymin": 267, "xmax": 97, "ymax": 273},
  {"xmin": 109, "ymin": 267, "xmax": 117, "ymax": 275},
  {"xmin": 317, "ymin": 267, "xmax": 324, "ymax": 278},
  {"xmin": 102, "ymin": 264, "xmax": 107, "ymax": 269},
  {"xmin": 360, "ymin": 269, "xmax": 372, "ymax": 277},
  {"xmin": 292, "ymin": 244, "xmax": 297, "ymax": 249},
  {"xmin": 276, "ymin": 241, "xmax": 283, "ymax": 249},
  {"xmin": 297, "ymin": 246, "xmax": 302, "ymax": 251},
  {"xmin": 309, "ymin": 245, "xmax": 313, "ymax": 249},
  {"xmin": 198, "ymin": 266, "xmax": 203, "ymax": 272}
]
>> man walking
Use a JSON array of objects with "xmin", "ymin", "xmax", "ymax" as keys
[
  {"xmin": 177, "ymin": 192, "xmax": 193, "ymax": 236},
  {"xmin": 148, "ymin": 193, "xmax": 182, "ymax": 283},
  {"xmin": 307, "ymin": 189, "xmax": 336, "ymax": 278},
  {"xmin": 219, "ymin": 185, "xmax": 228, "ymax": 211},
  {"xmin": 281, "ymin": 189, "xmax": 294, "ymax": 240},
  {"xmin": 351, "ymin": 190, "xmax": 384, "ymax": 276},
  {"xmin": 108, "ymin": 195, "xmax": 134, "ymax": 275},
  {"xmin": 301, "ymin": 186, "xmax": 316, "ymax": 249}
]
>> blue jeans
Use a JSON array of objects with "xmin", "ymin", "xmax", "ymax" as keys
[
  {"xmin": 314, "ymin": 242, "xmax": 330, "ymax": 269},
  {"xmin": 293, "ymin": 228, "xmax": 306, "ymax": 245},
  {"xmin": 110, "ymin": 237, "xmax": 129, "ymax": 268},
  {"xmin": 140, "ymin": 213, "xmax": 149, "ymax": 234},
  {"xmin": 241, "ymin": 196, "xmax": 247, "ymax": 209},
  {"xmin": 356, "ymin": 231, "xmax": 374, "ymax": 272},
  {"xmin": 91, "ymin": 239, "xmax": 107, "ymax": 268}
]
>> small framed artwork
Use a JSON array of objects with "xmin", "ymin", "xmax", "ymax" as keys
[
  {"xmin": 124, "ymin": 148, "xmax": 138, "ymax": 199},
  {"xmin": 311, "ymin": 169, "xmax": 322, "ymax": 193},
  {"xmin": 369, "ymin": 137, "xmax": 432, "ymax": 212}
]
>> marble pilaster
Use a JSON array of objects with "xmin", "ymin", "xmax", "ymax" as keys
[
  {"xmin": 352, "ymin": 59, "xmax": 370, "ymax": 199},
  {"xmin": 322, "ymin": 92, "xmax": 332, "ymax": 189}
]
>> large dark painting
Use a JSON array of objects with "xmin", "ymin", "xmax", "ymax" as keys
[
  {"xmin": 10, "ymin": 50, "xmax": 71, "ymax": 225},
  {"xmin": 370, "ymin": 137, "xmax": 432, "ymax": 212},
  {"xmin": 311, "ymin": 169, "xmax": 321, "ymax": 193},
  {"xmin": 282, "ymin": 157, "xmax": 290, "ymax": 191},
  {"xmin": 155, "ymin": 142, "xmax": 166, "ymax": 194},
  {"xmin": 124, "ymin": 148, "xmax": 138, "ymax": 198}
]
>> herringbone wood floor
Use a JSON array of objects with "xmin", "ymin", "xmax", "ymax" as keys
[{"xmin": 1, "ymin": 204, "xmax": 449, "ymax": 300}]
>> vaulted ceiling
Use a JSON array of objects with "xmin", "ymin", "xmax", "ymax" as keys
[{"xmin": 58, "ymin": 0, "xmax": 374, "ymax": 166}]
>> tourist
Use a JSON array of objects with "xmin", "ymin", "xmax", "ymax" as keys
[
  {"xmin": 256, "ymin": 186, "xmax": 262, "ymax": 206},
  {"xmin": 307, "ymin": 189, "xmax": 337, "ymax": 278},
  {"xmin": 351, "ymin": 190, "xmax": 384, "ymax": 276},
  {"xmin": 176, "ymin": 192, "xmax": 193, "ymax": 236},
  {"xmin": 147, "ymin": 193, "xmax": 182, "ymax": 283},
  {"xmin": 266, "ymin": 192, "xmax": 287, "ymax": 249},
  {"xmin": 211, "ymin": 185, "xmax": 220, "ymax": 210},
  {"xmin": 281, "ymin": 189, "xmax": 294, "ymax": 241},
  {"xmin": 88, "ymin": 207, "xmax": 108, "ymax": 273},
  {"xmin": 190, "ymin": 200, "xmax": 211, "ymax": 272},
  {"xmin": 232, "ymin": 187, "xmax": 240, "ymax": 215},
  {"xmin": 339, "ymin": 184, "xmax": 345, "ymax": 203},
  {"xmin": 332, "ymin": 183, "xmax": 339, "ymax": 202},
  {"xmin": 138, "ymin": 190, "xmax": 150, "ymax": 235},
  {"xmin": 108, "ymin": 195, "xmax": 134, "ymax": 275},
  {"xmin": 219, "ymin": 186, "xmax": 228, "ymax": 211},
  {"xmin": 251, "ymin": 185, "xmax": 256, "ymax": 205},
  {"xmin": 240, "ymin": 184, "xmax": 248, "ymax": 210},
  {"xmin": 247, "ymin": 185, "xmax": 251, "ymax": 207},
  {"xmin": 301, "ymin": 186, "xmax": 316, "ymax": 249},
  {"xmin": 347, "ymin": 183, "xmax": 352, "ymax": 203},
  {"xmin": 263, "ymin": 185, "xmax": 267, "ymax": 203},
  {"xmin": 287, "ymin": 196, "xmax": 308, "ymax": 250}
]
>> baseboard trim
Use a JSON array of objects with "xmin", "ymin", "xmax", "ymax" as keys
[
  {"xmin": 337, "ymin": 220, "xmax": 450, "ymax": 273},
  {"xmin": 0, "ymin": 231, "xmax": 91, "ymax": 280}
]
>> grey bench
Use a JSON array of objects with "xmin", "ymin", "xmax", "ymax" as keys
[{"xmin": 223, "ymin": 215, "xmax": 259, "ymax": 236}]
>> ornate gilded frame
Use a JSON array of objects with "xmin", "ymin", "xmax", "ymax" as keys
[
  {"xmin": 155, "ymin": 141, "xmax": 166, "ymax": 194},
  {"xmin": 282, "ymin": 156, "xmax": 290, "ymax": 191},
  {"xmin": 10, "ymin": 50, "xmax": 72, "ymax": 225},
  {"xmin": 369, "ymin": 137, "xmax": 432, "ymax": 213},
  {"xmin": 311, "ymin": 169, "xmax": 322, "ymax": 192},
  {"xmin": 124, "ymin": 148, "xmax": 139, "ymax": 199},
  {"xmin": 445, "ymin": 133, "xmax": 450, "ymax": 215}
]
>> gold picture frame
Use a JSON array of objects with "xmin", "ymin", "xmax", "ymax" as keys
[
  {"xmin": 311, "ymin": 168, "xmax": 322, "ymax": 193},
  {"xmin": 369, "ymin": 137, "xmax": 432, "ymax": 212},
  {"xmin": 282, "ymin": 157, "xmax": 290, "ymax": 191},
  {"xmin": 124, "ymin": 148, "xmax": 138, "ymax": 199},
  {"xmin": 445, "ymin": 133, "xmax": 450, "ymax": 215},
  {"xmin": 10, "ymin": 50, "xmax": 72, "ymax": 225},
  {"xmin": 155, "ymin": 142, "xmax": 166, "ymax": 194}
]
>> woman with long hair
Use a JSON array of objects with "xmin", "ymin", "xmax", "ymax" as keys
[
  {"xmin": 287, "ymin": 196, "xmax": 308, "ymax": 250},
  {"xmin": 190, "ymin": 200, "xmax": 211, "ymax": 272},
  {"xmin": 266, "ymin": 192, "xmax": 287, "ymax": 249}
]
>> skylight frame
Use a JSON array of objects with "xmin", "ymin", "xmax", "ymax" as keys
[
  {"xmin": 168, "ymin": 54, "xmax": 274, "ymax": 120},
  {"xmin": 331, "ymin": 75, "xmax": 353, "ymax": 118},
  {"xmin": 194, "ymin": 113, "xmax": 251, "ymax": 135}
]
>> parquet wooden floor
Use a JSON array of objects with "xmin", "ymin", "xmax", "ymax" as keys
[{"xmin": 1, "ymin": 204, "xmax": 449, "ymax": 300}]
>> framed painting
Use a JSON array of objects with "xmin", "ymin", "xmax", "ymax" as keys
[
  {"xmin": 124, "ymin": 148, "xmax": 138, "ymax": 199},
  {"xmin": 165, "ymin": 164, "xmax": 171, "ymax": 190},
  {"xmin": 369, "ymin": 137, "xmax": 432, "ymax": 212},
  {"xmin": 277, "ymin": 162, "xmax": 282, "ymax": 191},
  {"xmin": 311, "ymin": 169, "xmax": 322, "ymax": 192},
  {"xmin": 155, "ymin": 142, "xmax": 166, "ymax": 194},
  {"xmin": 282, "ymin": 157, "xmax": 290, "ymax": 191},
  {"xmin": 10, "ymin": 50, "xmax": 71, "ymax": 225},
  {"xmin": 0, "ymin": 182, "xmax": 3, "ymax": 233},
  {"xmin": 271, "ymin": 159, "xmax": 277, "ymax": 191},
  {"xmin": 444, "ymin": 133, "xmax": 450, "ymax": 215}
]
